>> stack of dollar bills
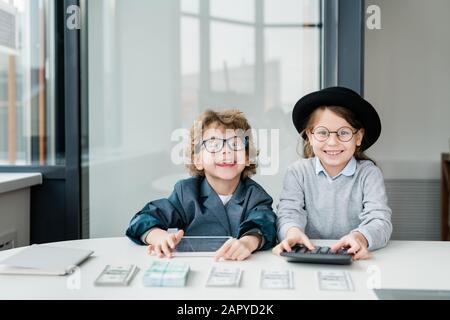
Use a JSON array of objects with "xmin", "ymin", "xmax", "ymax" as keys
[{"xmin": 142, "ymin": 261, "xmax": 190, "ymax": 287}]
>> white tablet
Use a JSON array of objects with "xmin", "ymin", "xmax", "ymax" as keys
[{"xmin": 173, "ymin": 236, "xmax": 232, "ymax": 257}]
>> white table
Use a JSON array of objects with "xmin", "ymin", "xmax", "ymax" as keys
[{"xmin": 1, "ymin": 237, "xmax": 450, "ymax": 300}]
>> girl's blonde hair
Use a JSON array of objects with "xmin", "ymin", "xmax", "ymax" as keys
[
  {"xmin": 186, "ymin": 109, "xmax": 258, "ymax": 179},
  {"xmin": 301, "ymin": 106, "xmax": 376, "ymax": 164}
]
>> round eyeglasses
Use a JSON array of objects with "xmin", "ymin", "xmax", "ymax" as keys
[
  {"xmin": 311, "ymin": 126, "xmax": 358, "ymax": 142},
  {"xmin": 201, "ymin": 136, "xmax": 248, "ymax": 153}
]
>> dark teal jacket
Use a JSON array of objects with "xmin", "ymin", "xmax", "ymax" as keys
[{"xmin": 125, "ymin": 176, "xmax": 277, "ymax": 250}]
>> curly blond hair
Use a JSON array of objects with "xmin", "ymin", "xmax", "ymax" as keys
[{"xmin": 186, "ymin": 109, "xmax": 258, "ymax": 179}]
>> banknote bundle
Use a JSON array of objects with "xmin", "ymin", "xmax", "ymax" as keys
[{"xmin": 142, "ymin": 261, "xmax": 190, "ymax": 287}]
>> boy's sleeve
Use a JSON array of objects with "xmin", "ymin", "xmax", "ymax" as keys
[
  {"xmin": 352, "ymin": 165, "xmax": 393, "ymax": 251},
  {"xmin": 238, "ymin": 190, "xmax": 277, "ymax": 251},
  {"xmin": 125, "ymin": 185, "xmax": 189, "ymax": 245}
]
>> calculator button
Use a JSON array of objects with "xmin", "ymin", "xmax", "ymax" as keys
[
  {"xmin": 309, "ymin": 247, "xmax": 321, "ymax": 254},
  {"xmin": 297, "ymin": 246, "xmax": 308, "ymax": 253},
  {"xmin": 319, "ymin": 247, "xmax": 330, "ymax": 254}
]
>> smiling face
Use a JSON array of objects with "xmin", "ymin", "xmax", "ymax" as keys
[
  {"xmin": 194, "ymin": 123, "xmax": 247, "ymax": 192},
  {"xmin": 306, "ymin": 108, "xmax": 364, "ymax": 177}
]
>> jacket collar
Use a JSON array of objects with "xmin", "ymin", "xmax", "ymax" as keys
[
  {"xmin": 200, "ymin": 178, "xmax": 230, "ymax": 233},
  {"xmin": 200, "ymin": 176, "xmax": 246, "ymax": 203},
  {"xmin": 199, "ymin": 177, "xmax": 246, "ymax": 235}
]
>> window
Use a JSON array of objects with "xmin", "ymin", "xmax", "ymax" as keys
[
  {"xmin": 0, "ymin": 0, "xmax": 59, "ymax": 166},
  {"xmin": 87, "ymin": 0, "xmax": 323, "ymax": 237},
  {"xmin": 180, "ymin": 0, "xmax": 322, "ymax": 122}
]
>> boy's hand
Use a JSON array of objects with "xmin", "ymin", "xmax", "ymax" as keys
[
  {"xmin": 147, "ymin": 229, "xmax": 184, "ymax": 258},
  {"xmin": 213, "ymin": 235, "xmax": 259, "ymax": 261},
  {"xmin": 272, "ymin": 227, "xmax": 315, "ymax": 256},
  {"xmin": 331, "ymin": 231, "xmax": 371, "ymax": 260}
]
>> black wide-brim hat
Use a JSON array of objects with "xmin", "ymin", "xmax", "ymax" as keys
[{"xmin": 292, "ymin": 86, "xmax": 381, "ymax": 151}]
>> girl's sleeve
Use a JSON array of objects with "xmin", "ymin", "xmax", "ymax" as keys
[
  {"xmin": 125, "ymin": 183, "xmax": 189, "ymax": 245},
  {"xmin": 276, "ymin": 165, "xmax": 308, "ymax": 241},
  {"xmin": 352, "ymin": 165, "xmax": 393, "ymax": 251}
]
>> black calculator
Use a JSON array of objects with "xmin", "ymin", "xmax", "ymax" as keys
[{"xmin": 280, "ymin": 244, "xmax": 352, "ymax": 265}]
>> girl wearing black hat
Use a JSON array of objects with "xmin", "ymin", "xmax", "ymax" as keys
[{"xmin": 272, "ymin": 87, "xmax": 392, "ymax": 261}]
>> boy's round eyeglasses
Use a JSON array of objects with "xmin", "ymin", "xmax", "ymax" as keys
[
  {"xmin": 311, "ymin": 126, "xmax": 358, "ymax": 142},
  {"xmin": 201, "ymin": 136, "xmax": 249, "ymax": 153}
]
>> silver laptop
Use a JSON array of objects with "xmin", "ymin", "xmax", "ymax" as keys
[{"xmin": 0, "ymin": 244, "xmax": 94, "ymax": 276}]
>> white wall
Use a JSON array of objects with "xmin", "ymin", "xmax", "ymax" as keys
[
  {"xmin": 365, "ymin": 0, "xmax": 450, "ymax": 179},
  {"xmin": 0, "ymin": 190, "xmax": 28, "ymax": 248},
  {"xmin": 364, "ymin": 0, "xmax": 450, "ymax": 240}
]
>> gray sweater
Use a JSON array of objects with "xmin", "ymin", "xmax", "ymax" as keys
[{"xmin": 276, "ymin": 157, "xmax": 393, "ymax": 251}]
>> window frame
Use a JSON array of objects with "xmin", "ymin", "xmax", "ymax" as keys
[
  {"xmin": 181, "ymin": 0, "xmax": 324, "ymax": 109},
  {"xmin": 322, "ymin": 0, "xmax": 365, "ymax": 94},
  {"xmin": 0, "ymin": 0, "xmax": 82, "ymax": 243}
]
